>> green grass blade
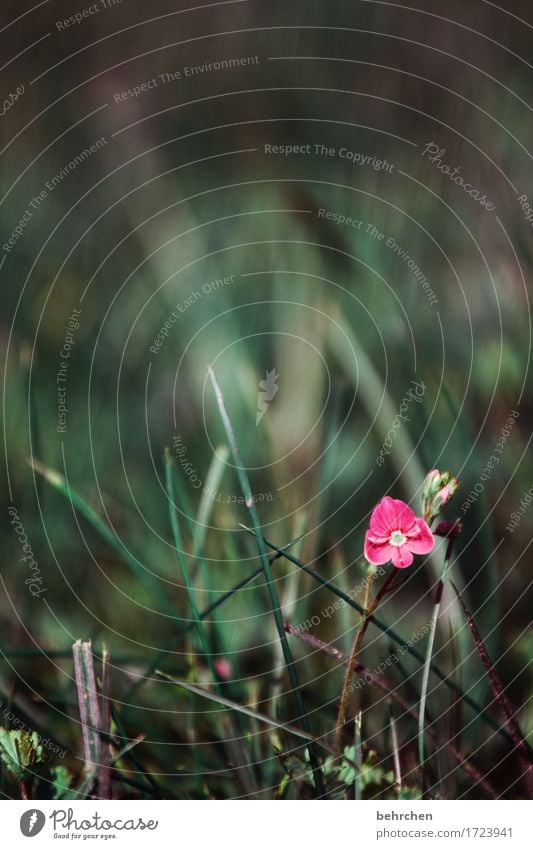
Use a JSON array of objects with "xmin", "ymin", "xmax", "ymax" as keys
[
  {"xmin": 109, "ymin": 735, "xmax": 146, "ymax": 767},
  {"xmin": 418, "ymin": 589, "xmax": 443, "ymax": 771},
  {"xmin": 243, "ymin": 526, "xmax": 514, "ymax": 748},
  {"xmin": 28, "ymin": 456, "xmax": 178, "ymax": 624},
  {"xmin": 192, "ymin": 445, "xmax": 230, "ymax": 558},
  {"xmin": 124, "ymin": 540, "xmax": 301, "ymax": 702},
  {"xmin": 354, "ymin": 711, "xmax": 362, "ymax": 801},
  {"xmin": 110, "ymin": 705, "xmax": 164, "ymax": 799},
  {"xmin": 164, "ymin": 448, "xmax": 220, "ymax": 688},
  {"xmin": 418, "ymin": 537, "xmax": 455, "ymax": 771},
  {"xmin": 156, "ymin": 672, "xmax": 325, "ymax": 749},
  {"xmin": 207, "ymin": 366, "xmax": 325, "ymax": 798}
]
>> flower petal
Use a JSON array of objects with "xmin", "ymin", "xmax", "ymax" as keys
[
  {"xmin": 364, "ymin": 531, "xmax": 395, "ymax": 565},
  {"xmin": 370, "ymin": 496, "xmax": 417, "ymax": 536},
  {"xmin": 390, "ymin": 545, "xmax": 414, "ymax": 569},
  {"xmin": 405, "ymin": 517, "xmax": 435, "ymax": 555}
]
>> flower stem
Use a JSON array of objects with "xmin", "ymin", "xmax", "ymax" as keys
[
  {"xmin": 287, "ymin": 621, "xmax": 499, "ymax": 799},
  {"xmin": 335, "ymin": 567, "xmax": 398, "ymax": 750},
  {"xmin": 335, "ymin": 569, "xmax": 375, "ymax": 750},
  {"xmin": 235, "ymin": 526, "xmax": 516, "ymax": 749}
]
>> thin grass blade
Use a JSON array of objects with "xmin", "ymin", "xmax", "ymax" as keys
[
  {"xmin": 156, "ymin": 671, "xmax": 324, "ymax": 748},
  {"xmin": 245, "ymin": 525, "xmax": 513, "ymax": 747},
  {"xmin": 451, "ymin": 581, "xmax": 533, "ymax": 796},
  {"xmin": 286, "ymin": 623, "xmax": 498, "ymax": 798},
  {"xmin": 29, "ymin": 457, "xmax": 178, "ymax": 624},
  {"xmin": 207, "ymin": 366, "xmax": 325, "ymax": 797}
]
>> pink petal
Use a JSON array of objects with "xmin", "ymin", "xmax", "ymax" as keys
[
  {"xmin": 405, "ymin": 517, "xmax": 435, "ymax": 555},
  {"xmin": 370, "ymin": 496, "xmax": 417, "ymax": 536},
  {"xmin": 390, "ymin": 545, "xmax": 414, "ymax": 569},
  {"xmin": 364, "ymin": 531, "xmax": 395, "ymax": 565}
]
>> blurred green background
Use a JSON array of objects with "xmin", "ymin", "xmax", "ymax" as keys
[{"xmin": 1, "ymin": 0, "xmax": 531, "ymax": 799}]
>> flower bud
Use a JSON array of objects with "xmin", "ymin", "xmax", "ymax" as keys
[
  {"xmin": 434, "ymin": 520, "xmax": 463, "ymax": 538},
  {"xmin": 423, "ymin": 470, "xmax": 460, "ymax": 521},
  {"xmin": 423, "ymin": 470, "xmax": 442, "ymax": 503}
]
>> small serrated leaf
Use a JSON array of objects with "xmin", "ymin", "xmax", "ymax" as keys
[
  {"xmin": 397, "ymin": 786, "xmax": 422, "ymax": 799},
  {"xmin": 0, "ymin": 728, "xmax": 47, "ymax": 780}
]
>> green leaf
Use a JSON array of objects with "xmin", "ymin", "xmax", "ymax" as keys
[
  {"xmin": 397, "ymin": 786, "xmax": 423, "ymax": 799},
  {"xmin": 358, "ymin": 751, "xmax": 395, "ymax": 791},
  {"xmin": 0, "ymin": 728, "xmax": 47, "ymax": 780},
  {"xmin": 51, "ymin": 765, "xmax": 73, "ymax": 800},
  {"xmin": 338, "ymin": 760, "xmax": 357, "ymax": 785},
  {"xmin": 334, "ymin": 746, "xmax": 362, "ymax": 788},
  {"xmin": 275, "ymin": 746, "xmax": 313, "ymax": 784}
]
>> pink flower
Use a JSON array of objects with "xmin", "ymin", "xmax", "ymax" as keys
[{"xmin": 364, "ymin": 496, "xmax": 434, "ymax": 569}]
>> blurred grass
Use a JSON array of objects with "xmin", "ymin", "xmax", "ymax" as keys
[{"xmin": 1, "ymin": 0, "xmax": 532, "ymax": 799}]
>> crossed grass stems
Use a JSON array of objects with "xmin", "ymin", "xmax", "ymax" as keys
[{"xmin": 24, "ymin": 369, "xmax": 531, "ymax": 799}]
